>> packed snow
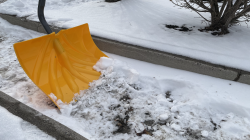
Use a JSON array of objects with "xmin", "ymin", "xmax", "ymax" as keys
[
  {"xmin": 0, "ymin": 0, "xmax": 250, "ymax": 72},
  {"xmin": 0, "ymin": 106, "xmax": 55, "ymax": 140},
  {"xmin": 1, "ymin": 17, "xmax": 250, "ymax": 139}
]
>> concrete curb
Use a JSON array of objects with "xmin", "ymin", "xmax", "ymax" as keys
[
  {"xmin": 0, "ymin": 91, "xmax": 88, "ymax": 140},
  {"xmin": 0, "ymin": 13, "xmax": 249, "ymax": 85}
]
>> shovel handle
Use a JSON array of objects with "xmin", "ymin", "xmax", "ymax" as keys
[{"xmin": 38, "ymin": 0, "xmax": 52, "ymax": 34}]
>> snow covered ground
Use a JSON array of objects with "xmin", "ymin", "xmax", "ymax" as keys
[
  {"xmin": 0, "ymin": 106, "xmax": 55, "ymax": 140},
  {"xmin": 1, "ymin": 18, "xmax": 250, "ymax": 140},
  {"xmin": 0, "ymin": 0, "xmax": 250, "ymax": 71}
]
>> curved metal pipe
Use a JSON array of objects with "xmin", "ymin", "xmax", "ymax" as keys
[{"xmin": 38, "ymin": 0, "xmax": 52, "ymax": 34}]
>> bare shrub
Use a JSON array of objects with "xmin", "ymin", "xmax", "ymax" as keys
[{"xmin": 171, "ymin": 0, "xmax": 250, "ymax": 34}]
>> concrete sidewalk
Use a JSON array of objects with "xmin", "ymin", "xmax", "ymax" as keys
[{"xmin": 0, "ymin": 13, "xmax": 249, "ymax": 85}]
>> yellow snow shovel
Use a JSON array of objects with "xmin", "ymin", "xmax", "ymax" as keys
[{"xmin": 13, "ymin": 0, "xmax": 107, "ymax": 107}]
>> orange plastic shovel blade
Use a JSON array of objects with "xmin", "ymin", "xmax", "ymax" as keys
[{"xmin": 14, "ymin": 23, "xmax": 107, "ymax": 107}]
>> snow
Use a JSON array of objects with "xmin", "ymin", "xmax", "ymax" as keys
[
  {"xmin": 0, "ymin": 106, "xmax": 55, "ymax": 140},
  {"xmin": 0, "ymin": 0, "xmax": 250, "ymax": 71},
  {"xmin": 1, "ymin": 11, "xmax": 250, "ymax": 140},
  {"xmin": 159, "ymin": 113, "xmax": 170, "ymax": 121},
  {"xmin": 171, "ymin": 124, "xmax": 182, "ymax": 131},
  {"xmin": 201, "ymin": 130, "xmax": 208, "ymax": 137},
  {"xmin": 11, "ymin": 1, "xmax": 24, "ymax": 7}
]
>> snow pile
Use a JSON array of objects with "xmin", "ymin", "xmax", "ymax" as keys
[{"xmin": 57, "ymin": 57, "xmax": 250, "ymax": 140}]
